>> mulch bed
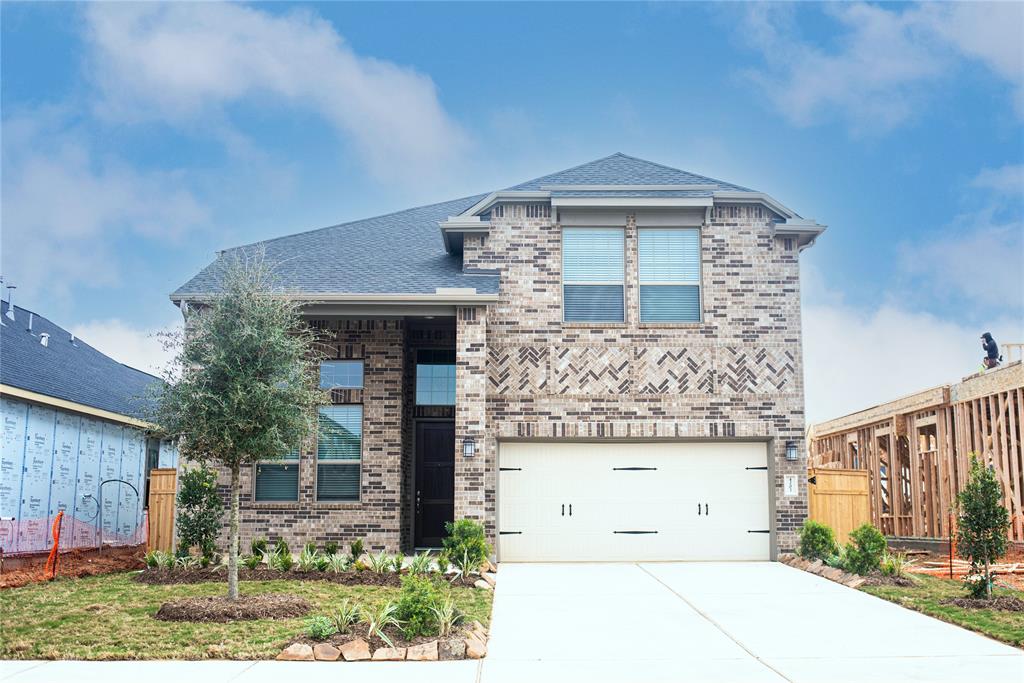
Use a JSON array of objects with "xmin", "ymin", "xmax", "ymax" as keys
[
  {"xmin": 1, "ymin": 545, "xmax": 145, "ymax": 589},
  {"xmin": 136, "ymin": 568, "xmax": 404, "ymax": 587},
  {"xmin": 292, "ymin": 625, "xmax": 447, "ymax": 652},
  {"xmin": 941, "ymin": 596, "xmax": 1024, "ymax": 612},
  {"xmin": 154, "ymin": 593, "xmax": 312, "ymax": 622}
]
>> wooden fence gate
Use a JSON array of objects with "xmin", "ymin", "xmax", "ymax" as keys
[
  {"xmin": 808, "ymin": 468, "xmax": 870, "ymax": 545},
  {"xmin": 147, "ymin": 468, "xmax": 177, "ymax": 552}
]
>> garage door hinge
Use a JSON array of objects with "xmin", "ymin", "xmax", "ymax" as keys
[
  {"xmin": 745, "ymin": 466, "xmax": 768, "ymax": 470},
  {"xmin": 747, "ymin": 529, "xmax": 771, "ymax": 534},
  {"xmin": 499, "ymin": 531, "xmax": 522, "ymax": 535},
  {"xmin": 499, "ymin": 467, "xmax": 522, "ymax": 471},
  {"xmin": 613, "ymin": 467, "xmax": 657, "ymax": 471},
  {"xmin": 613, "ymin": 530, "xmax": 658, "ymax": 534}
]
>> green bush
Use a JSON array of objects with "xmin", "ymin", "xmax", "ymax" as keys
[
  {"xmin": 273, "ymin": 539, "xmax": 290, "ymax": 557},
  {"xmin": 797, "ymin": 520, "xmax": 838, "ymax": 561},
  {"xmin": 241, "ymin": 554, "xmax": 262, "ymax": 570},
  {"xmin": 440, "ymin": 519, "xmax": 490, "ymax": 580},
  {"xmin": 250, "ymin": 538, "xmax": 268, "ymax": 556},
  {"xmin": 324, "ymin": 541, "xmax": 339, "ymax": 556},
  {"xmin": 305, "ymin": 615, "xmax": 337, "ymax": 641},
  {"xmin": 303, "ymin": 541, "xmax": 318, "ymax": 555},
  {"xmin": 844, "ymin": 524, "xmax": 887, "ymax": 575},
  {"xmin": 175, "ymin": 467, "xmax": 223, "ymax": 559},
  {"xmin": 879, "ymin": 551, "xmax": 913, "ymax": 578},
  {"xmin": 395, "ymin": 574, "xmax": 443, "ymax": 639},
  {"xmin": 349, "ymin": 538, "xmax": 364, "ymax": 562}
]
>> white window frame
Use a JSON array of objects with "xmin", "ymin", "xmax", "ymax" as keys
[
  {"xmin": 561, "ymin": 226, "xmax": 627, "ymax": 323},
  {"xmin": 637, "ymin": 226, "xmax": 703, "ymax": 324}
]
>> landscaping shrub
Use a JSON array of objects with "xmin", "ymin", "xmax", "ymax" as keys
[
  {"xmin": 395, "ymin": 574, "xmax": 443, "ymax": 639},
  {"xmin": 241, "ymin": 554, "xmax": 262, "ymax": 570},
  {"xmin": 797, "ymin": 520, "xmax": 838, "ymax": 561},
  {"xmin": 305, "ymin": 615, "xmax": 338, "ymax": 641},
  {"xmin": 349, "ymin": 538, "xmax": 364, "ymax": 562},
  {"xmin": 328, "ymin": 554, "xmax": 350, "ymax": 573},
  {"xmin": 331, "ymin": 600, "xmax": 359, "ymax": 634},
  {"xmin": 145, "ymin": 550, "xmax": 173, "ymax": 569},
  {"xmin": 432, "ymin": 597, "xmax": 463, "ymax": 637},
  {"xmin": 880, "ymin": 551, "xmax": 913, "ymax": 578},
  {"xmin": 175, "ymin": 467, "xmax": 223, "ymax": 559},
  {"xmin": 844, "ymin": 524, "xmax": 887, "ymax": 575},
  {"xmin": 361, "ymin": 601, "xmax": 399, "ymax": 648},
  {"xmin": 367, "ymin": 550, "xmax": 394, "ymax": 574},
  {"xmin": 324, "ymin": 541, "xmax": 339, "ymax": 556},
  {"xmin": 250, "ymin": 538, "xmax": 268, "ymax": 556},
  {"xmin": 274, "ymin": 540, "xmax": 290, "ymax": 558},
  {"xmin": 408, "ymin": 551, "xmax": 434, "ymax": 575},
  {"xmin": 440, "ymin": 519, "xmax": 490, "ymax": 581},
  {"xmin": 297, "ymin": 547, "xmax": 320, "ymax": 572},
  {"xmin": 303, "ymin": 541, "xmax": 317, "ymax": 555},
  {"xmin": 956, "ymin": 454, "xmax": 1011, "ymax": 599},
  {"xmin": 270, "ymin": 545, "xmax": 294, "ymax": 571}
]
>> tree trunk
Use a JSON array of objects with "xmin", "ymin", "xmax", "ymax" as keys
[
  {"xmin": 985, "ymin": 557, "xmax": 991, "ymax": 599},
  {"xmin": 228, "ymin": 464, "xmax": 240, "ymax": 601}
]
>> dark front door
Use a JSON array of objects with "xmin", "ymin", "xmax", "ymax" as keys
[{"xmin": 415, "ymin": 421, "xmax": 455, "ymax": 547}]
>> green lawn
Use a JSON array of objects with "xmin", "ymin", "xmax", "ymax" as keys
[
  {"xmin": 0, "ymin": 572, "xmax": 492, "ymax": 660},
  {"xmin": 861, "ymin": 575, "xmax": 1024, "ymax": 647}
]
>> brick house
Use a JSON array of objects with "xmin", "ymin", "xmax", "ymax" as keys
[{"xmin": 172, "ymin": 153, "xmax": 825, "ymax": 560}]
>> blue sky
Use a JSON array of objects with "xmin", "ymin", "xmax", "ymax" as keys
[{"xmin": 2, "ymin": 2, "xmax": 1021, "ymax": 423}]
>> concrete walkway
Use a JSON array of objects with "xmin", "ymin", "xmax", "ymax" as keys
[{"xmin": 2, "ymin": 562, "xmax": 1022, "ymax": 683}]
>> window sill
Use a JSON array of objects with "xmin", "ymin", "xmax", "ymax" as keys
[
  {"xmin": 562, "ymin": 322, "xmax": 628, "ymax": 328},
  {"xmin": 251, "ymin": 501, "xmax": 301, "ymax": 509},
  {"xmin": 314, "ymin": 501, "xmax": 363, "ymax": 509},
  {"xmin": 638, "ymin": 322, "xmax": 705, "ymax": 328}
]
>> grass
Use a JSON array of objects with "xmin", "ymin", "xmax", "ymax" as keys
[
  {"xmin": 861, "ymin": 574, "xmax": 1024, "ymax": 647},
  {"xmin": 0, "ymin": 571, "xmax": 492, "ymax": 660}
]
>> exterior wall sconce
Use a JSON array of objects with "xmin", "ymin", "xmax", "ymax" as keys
[
  {"xmin": 785, "ymin": 440, "xmax": 798, "ymax": 462},
  {"xmin": 463, "ymin": 438, "xmax": 476, "ymax": 458}
]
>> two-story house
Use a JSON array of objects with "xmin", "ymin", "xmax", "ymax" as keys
[{"xmin": 172, "ymin": 153, "xmax": 824, "ymax": 561}]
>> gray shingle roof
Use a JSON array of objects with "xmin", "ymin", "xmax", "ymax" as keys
[
  {"xmin": 0, "ymin": 301, "xmax": 162, "ymax": 420},
  {"xmin": 506, "ymin": 153, "xmax": 754, "ymax": 193},
  {"xmin": 174, "ymin": 194, "xmax": 499, "ymax": 298},
  {"xmin": 174, "ymin": 153, "xmax": 756, "ymax": 298}
]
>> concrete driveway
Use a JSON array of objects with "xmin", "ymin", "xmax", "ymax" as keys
[{"xmin": 482, "ymin": 562, "xmax": 1024, "ymax": 683}]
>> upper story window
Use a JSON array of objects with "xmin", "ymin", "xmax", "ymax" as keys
[
  {"xmin": 416, "ymin": 349, "xmax": 456, "ymax": 405},
  {"xmin": 320, "ymin": 360, "xmax": 363, "ymax": 389},
  {"xmin": 562, "ymin": 228, "xmax": 625, "ymax": 322},
  {"xmin": 316, "ymin": 405, "xmax": 362, "ymax": 502},
  {"xmin": 638, "ymin": 228, "xmax": 701, "ymax": 323}
]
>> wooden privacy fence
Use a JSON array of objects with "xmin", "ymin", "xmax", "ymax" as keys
[
  {"xmin": 147, "ymin": 468, "xmax": 177, "ymax": 552},
  {"xmin": 809, "ymin": 363, "xmax": 1023, "ymax": 543},
  {"xmin": 808, "ymin": 468, "xmax": 870, "ymax": 545}
]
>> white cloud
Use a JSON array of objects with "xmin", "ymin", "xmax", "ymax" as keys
[
  {"xmin": 971, "ymin": 164, "xmax": 1024, "ymax": 195},
  {"xmin": 802, "ymin": 298, "xmax": 1021, "ymax": 426},
  {"xmin": 70, "ymin": 318, "xmax": 180, "ymax": 376},
  {"xmin": 83, "ymin": 2, "xmax": 468, "ymax": 185},
  {"xmin": 0, "ymin": 111, "xmax": 208, "ymax": 301},
  {"xmin": 740, "ymin": 2, "xmax": 1024, "ymax": 132}
]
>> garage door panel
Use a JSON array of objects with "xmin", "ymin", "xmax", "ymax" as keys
[{"xmin": 499, "ymin": 441, "xmax": 770, "ymax": 562}]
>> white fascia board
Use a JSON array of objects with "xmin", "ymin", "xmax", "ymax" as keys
[
  {"xmin": 171, "ymin": 292, "xmax": 499, "ymax": 306},
  {"xmin": 550, "ymin": 197, "xmax": 713, "ymax": 208},
  {"xmin": 712, "ymin": 191, "xmax": 797, "ymax": 219},
  {"xmin": 459, "ymin": 191, "xmax": 551, "ymax": 217},
  {"xmin": 540, "ymin": 184, "xmax": 719, "ymax": 191}
]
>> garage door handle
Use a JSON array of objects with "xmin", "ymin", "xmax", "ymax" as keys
[
  {"xmin": 697, "ymin": 503, "xmax": 701, "ymax": 516},
  {"xmin": 569, "ymin": 504, "xmax": 572, "ymax": 516},
  {"xmin": 614, "ymin": 530, "xmax": 657, "ymax": 534},
  {"xmin": 705, "ymin": 503, "xmax": 708, "ymax": 516},
  {"xmin": 747, "ymin": 529, "xmax": 770, "ymax": 534},
  {"xmin": 561, "ymin": 504, "xmax": 565, "ymax": 517}
]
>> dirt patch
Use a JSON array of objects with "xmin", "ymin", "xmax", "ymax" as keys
[
  {"xmin": 292, "ymin": 625, "xmax": 456, "ymax": 652},
  {"xmin": 941, "ymin": 596, "xmax": 1024, "ymax": 612},
  {"xmin": 136, "ymin": 568, "xmax": 403, "ymax": 587},
  {"xmin": 154, "ymin": 593, "xmax": 312, "ymax": 622},
  {"xmin": 1, "ymin": 546, "xmax": 145, "ymax": 589}
]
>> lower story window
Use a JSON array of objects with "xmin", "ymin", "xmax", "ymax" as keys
[
  {"xmin": 255, "ymin": 451, "xmax": 299, "ymax": 502},
  {"xmin": 317, "ymin": 405, "xmax": 362, "ymax": 501}
]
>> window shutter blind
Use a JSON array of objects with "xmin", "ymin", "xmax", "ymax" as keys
[
  {"xmin": 563, "ymin": 228, "xmax": 625, "ymax": 322},
  {"xmin": 317, "ymin": 406, "xmax": 362, "ymax": 460},
  {"xmin": 638, "ymin": 228, "xmax": 701, "ymax": 322},
  {"xmin": 316, "ymin": 463, "xmax": 360, "ymax": 501},
  {"xmin": 255, "ymin": 463, "xmax": 299, "ymax": 502}
]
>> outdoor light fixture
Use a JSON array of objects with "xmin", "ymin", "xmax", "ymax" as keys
[
  {"xmin": 463, "ymin": 438, "xmax": 476, "ymax": 458},
  {"xmin": 785, "ymin": 440, "xmax": 798, "ymax": 462}
]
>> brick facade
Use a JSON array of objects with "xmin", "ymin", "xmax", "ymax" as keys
[
  {"xmin": 462, "ymin": 203, "xmax": 808, "ymax": 554},
  {"xmin": 203, "ymin": 202, "xmax": 809, "ymax": 556}
]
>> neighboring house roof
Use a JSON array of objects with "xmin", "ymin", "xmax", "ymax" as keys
[
  {"xmin": 0, "ymin": 301, "xmax": 161, "ymax": 421},
  {"xmin": 175, "ymin": 153, "xmax": 805, "ymax": 300}
]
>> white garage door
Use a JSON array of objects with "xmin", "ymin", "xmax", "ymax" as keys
[{"xmin": 498, "ymin": 441, "xmax": 771, "ymax": 562}]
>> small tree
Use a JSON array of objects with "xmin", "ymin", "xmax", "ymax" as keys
[
  {"xmin": 956, "ymin": 454, "xmax": 1010, "ymax": 598},
  {"xmin": 153, "ymin": 253, "xmax": 324, "ymax": 600},
  {"xmin": 176, "ymin": 467, "xmax": 223, "ymax": 559}
]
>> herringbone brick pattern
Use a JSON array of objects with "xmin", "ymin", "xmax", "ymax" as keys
[
  {"xmin": 718, "ymin": 346, "xmax": 797, "ymax": 394},
  {"xmin": 635, "ymin": 346, "xmax": 715, "ymax": 394},
  {"xmin": 553, "ymin": 347, "xmax": 632, "ymax": 394}
]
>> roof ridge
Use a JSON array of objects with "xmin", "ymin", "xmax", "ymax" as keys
[{"xmin": 221, "ymin": 192, "xmax": 488, "ymax": 254}]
